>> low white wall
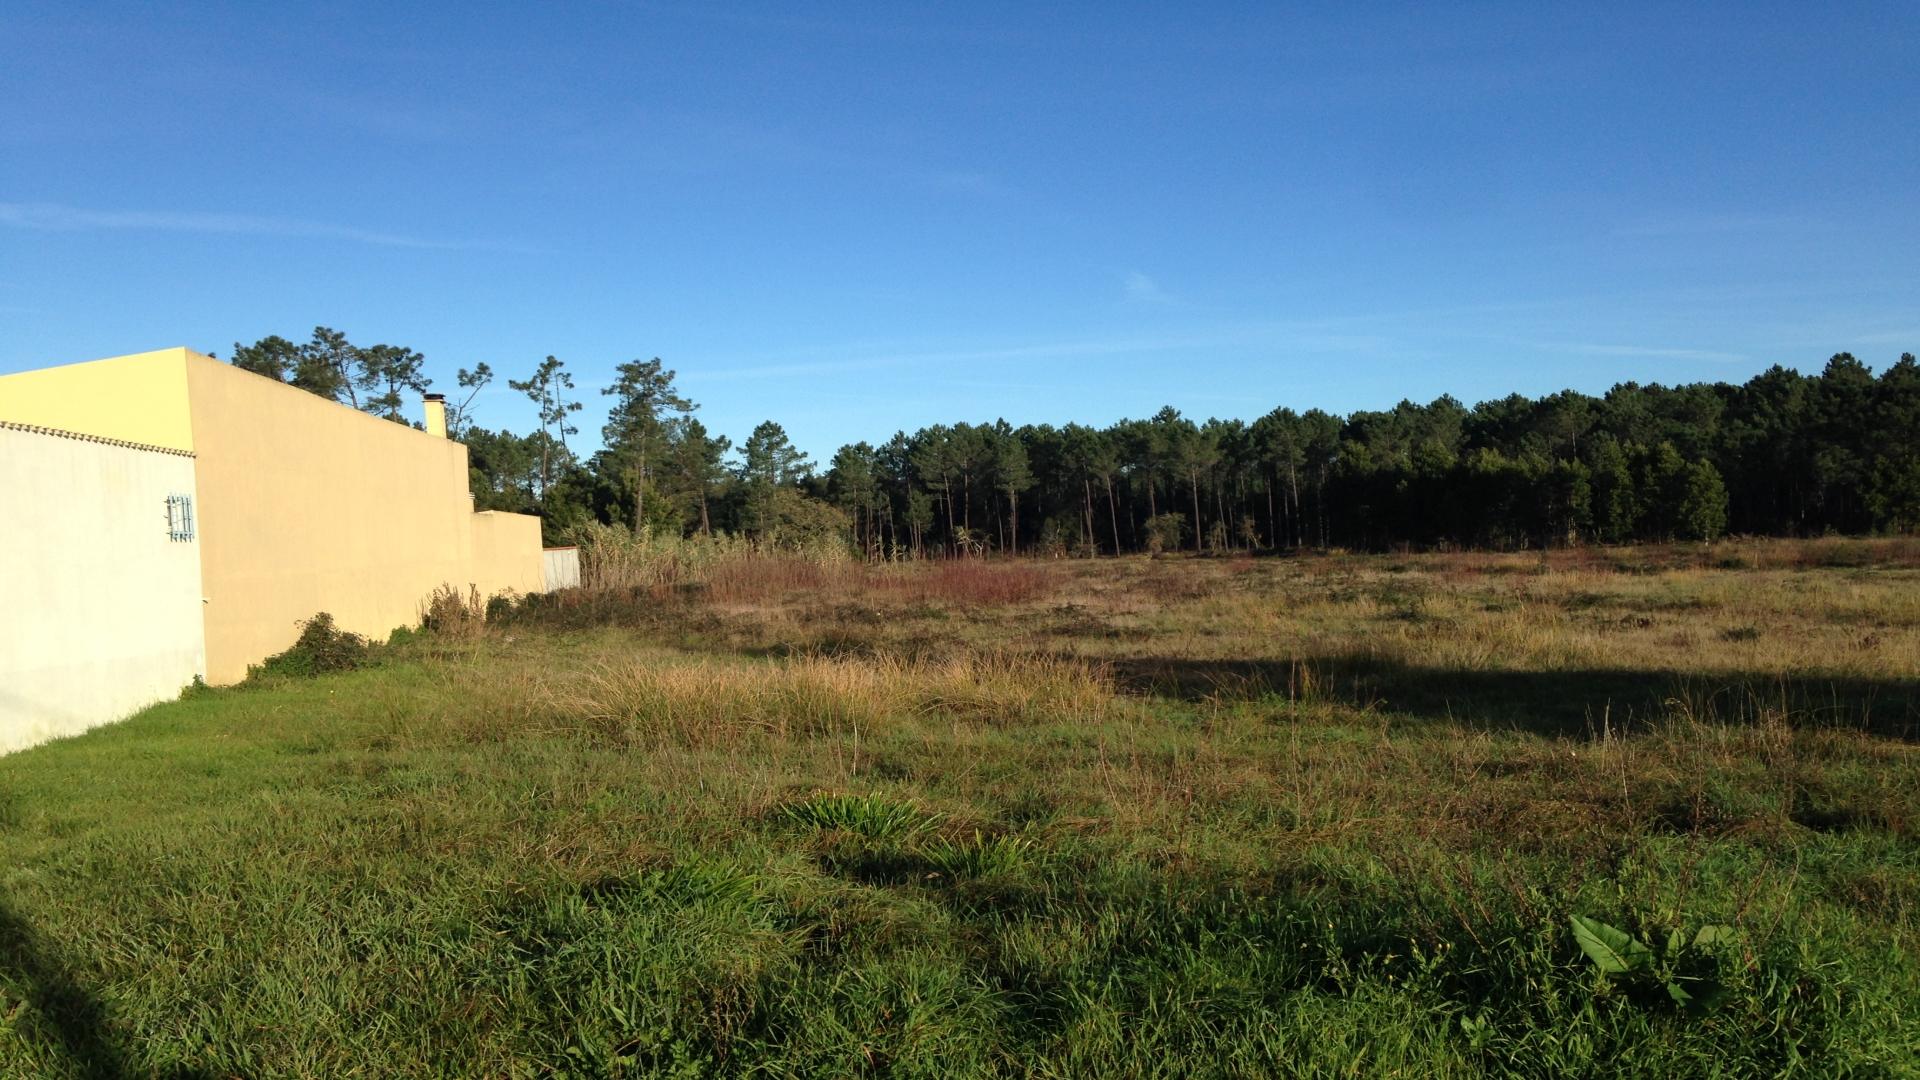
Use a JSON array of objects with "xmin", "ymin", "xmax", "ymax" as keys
[
  {"xmin": 543, "ymin": 546, "xmax": 581, "ymax": 591},
  {"xmin": 0, "ymin": 424, "xmax": 208, "ymax": 752}
]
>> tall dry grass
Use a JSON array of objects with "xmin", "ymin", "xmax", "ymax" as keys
[
  {"xmin": 573, "ymin": 522, "xmax": 853, "ymax": 592},
  {"xmin": 866, "ymin": 560, "xmax": 1052, "ymax": 606},
  {"xmin": 556, "ymin": 522, "xmax": 1059, "ymax": 609},
  {"xmin": 530, "ymin": 651, "xmax": 1117, "ymax": 747},
  {"xmin": 418, "ymin": 583, "xmax": 488, "ymax": 637}
]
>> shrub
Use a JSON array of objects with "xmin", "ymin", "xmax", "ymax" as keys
[
  {"xmin": 1035, "ymin": 516, "xmax": 1077, "ymax": 558},
  {"xmin": 251, "ymin": 613, "xmax": 369, "ymax": 679},
  {"xmin": 1145, "ymin": 513, "xmax": 1187, "ymax": 554},
  {"xmin": 420, "ymin": 584, "xmax": 486, "ymax": 637}
]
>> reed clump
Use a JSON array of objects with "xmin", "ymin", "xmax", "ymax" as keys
[{"xmin": 573, "ymin": 522, "xmax": 852, "ymax": 593}]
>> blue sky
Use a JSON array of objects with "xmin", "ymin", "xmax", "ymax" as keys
[{"xmin": 2, "ymin": 2, "xmax": 1915, "ymax": 459}]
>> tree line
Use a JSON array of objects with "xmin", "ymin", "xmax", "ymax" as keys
[{"xmin": 227, "ymin": 329, "xmax": 1919, "ymax": 553}]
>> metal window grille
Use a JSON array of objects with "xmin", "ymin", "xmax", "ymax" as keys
[{"xmin": 166, "ymin": 494, "xmax": 196, "ymax": 541}]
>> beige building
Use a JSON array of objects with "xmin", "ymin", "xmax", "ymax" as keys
[
  {"xmin": 1, "ymin": 422, "xmax": 208, "ymax": 751},
  {"xmin": 1, "ymin": 347, "xmax": 545, "ymax": 695}
]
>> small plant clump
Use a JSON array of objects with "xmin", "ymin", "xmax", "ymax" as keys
[
  {"xmin": 1570, "ymin": 915, "xmax": 1739, "ymax": 1011},
  {"xmin": 777, "ymin": 792, "xmax": 943, "ymax": 842},
  {"xmin": 420, "ymin": 583, "xmax": 487, "ymax": 637},
  {"xmin": 249, "ymin": 612, "xmax": 370, "ymax": 679}
]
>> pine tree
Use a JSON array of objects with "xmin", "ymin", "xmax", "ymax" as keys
[
  {"xmin": 987, "ymin": 421, "xmax": 1034, "ymax": 555},
  {"xmin": 1866, "ymin": 354, "xmax": 1920, "ymax": 531},
  {"xmin": 508, "ymin": 356, "xmax": 583, "ymax": 501},
  {"xmin": 740, "ymin": 421, "xmax": 812, "ymax": 540},
  {"xmin": 1676, "ymin": 461, "xmax": 1729, "ymax": 541},
  {"xmin": 601, "ymin": 357, "xmax": 694, "ymax": 530}
]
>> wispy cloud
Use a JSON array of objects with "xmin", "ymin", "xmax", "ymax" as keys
[
  {"xmin": 1520, "ymin": 339, "xmax": 1749, "ymax": 363},
  {"xmin": 1123, "ymin": 271, "xmax": 1176, "ymax": 305},
  {"xmin": 1836, "ymin": 329, "xmax": 1920, "ymax": 347},
  {"xmin": 690, "ymin": 321, "xmax": 1414, "ymax": 384},
  {"xmin": 0, "ymin": 201, "xmax": 509, "ymax": 251},
  {"xmin": 692, "ymin": 339, "xmax": 1166, "ymax": 383},
  {"xmin": 690, "ymin": 300, "xmax": 1761, "ymax": 389}
]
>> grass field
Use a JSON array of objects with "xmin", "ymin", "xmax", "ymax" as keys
[{"xmin": 2, "ymin": 538, "xmax": 1917, "ymax": 1077}]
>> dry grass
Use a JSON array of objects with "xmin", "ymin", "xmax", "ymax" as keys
[
  {"xmin": 528, "ymin": 650, "xmax": 1117, "ymax": 747},
  {"xmin": 566, "ymin": 524, "xmax": 1057, "ymax": 609},
  {"xmin": 505, "ymin": 537, "xmax": 1920, "ymax": 738},
  {"xmin": 418, "ymin": 583, "xmax": 488, "ymax": 638},
  {"xmin": 4, "ymin": 536, "xmax": 1915, "ymax": 1076},
  {"xmin": 573, "ymin": 521, "xmax": 852, "ymax": 592},
  {"xmin": 867, "ymin": 560, "xmax": 1053, "ymax": 606}
]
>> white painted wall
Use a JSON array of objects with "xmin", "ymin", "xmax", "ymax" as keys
[
  {"xmin": 0, "ymin": 425, "xmax": 207, "ymax": 752},
  {"xmin": 543, "ymin": 546, "xmax": 581, "ymax": 591}
]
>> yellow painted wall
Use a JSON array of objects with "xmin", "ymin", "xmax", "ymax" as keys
[
  {"xmin": 179, "ymin": 352, "xmax": 544, "ymax": 682},
  {"xmin": 472, "ymin": 512, "xmax": 548, "ymax": 597},
  {"xmin": 0, "ymin": 348, "xmax": 196, "ymax": 451},
  {"xmin": 4, "ymin": 348, "xmax": 546, "ymax": 684}
]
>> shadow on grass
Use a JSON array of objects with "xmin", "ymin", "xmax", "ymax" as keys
[
  {"xmin": 0, "ymin": 898, "xmax": 210, "ymax": 1079},
  {"xmin": 1103, "ymin": 655, "xmax": 1920, "ymax": 740},
  {"xmin": 0, "ymin": 897, "xmax": 128, "ymax": 1078}
]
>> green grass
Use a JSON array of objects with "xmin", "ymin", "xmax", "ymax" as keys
[{"xmin": 1, "ymin": 542, "xmax": 1917, "ymax": 1077}]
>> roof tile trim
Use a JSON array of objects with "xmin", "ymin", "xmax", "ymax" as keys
[{"xmin": 0, "ymin": 420, "xmax": 197, "ymax": 458}]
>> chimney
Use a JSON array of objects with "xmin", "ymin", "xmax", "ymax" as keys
[{"xmin": 423, "ymin": 393, "xmax": 448, "ymax": 438}]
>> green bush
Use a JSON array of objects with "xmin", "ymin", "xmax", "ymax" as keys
[
  {"xmin": 1145, "ymin": 513, "xmax": 1188, "ymax": 554},
  {"xmin": 250, "ymin": 613, "xmax": 370, "ymax": 679}
]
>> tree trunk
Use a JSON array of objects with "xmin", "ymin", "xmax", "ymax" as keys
[
  {"xmin": 1190, "ymin": 471, "xmax": 1203, "ymax": 552},
  {"xmin": 1266, "ymin": 473, "xmax": 1277, "ymax": 550},
  {"xmin": 1104, "ymin": 477, "xmax": 1121, "ymax": 557},
  {"xmin": 539, "ymin": 426, "xmax": 551, "ymax": 502},
  {"xmin": 1318, "ymin": 476, "xmax": 1329, "ymax": 547},
  {"xmin": 940, "ymin": 480, "xmax": 955, "ymax": 555},
  {"xmin": 1215, "ymin": 478, "xmax": 1228, "ymax": 548},
  {"xmin": 1288, "ymin": 462, "xmax": 1302, "ymax": 548},
  {"xmin": 1082, "ymin": 476, "xmax": 1095, "ymax": 553},
  {"xmin": 946, "ymin": 481, "xmax": 958, "ymax": 555},
  {"xmin": 963, "ymin": 471, "xmax": 973, "ymax": 545},
  {"xmin": 632, "ymin": 448, "xmax": 647, "ymax": 532}
]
